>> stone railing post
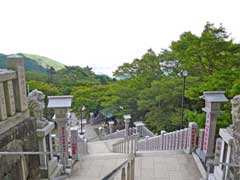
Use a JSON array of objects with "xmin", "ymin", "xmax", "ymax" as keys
[
  {"xmin": 186, "ymin": 122, "xmax": 198, "ymax": 154},
  {"xmin": 134, "ymin": 136, "xmax": 137, "ymax": 155},
  {"xmin": 175, "ymin": 130, "xmax": 180, "ymax": 150},
  {"xmin": 127, "ymin": 162, "xmax": 131, "ymax": 180},
  {"xmin": 130, "ymin": 135, "xmax": 134, "ymax": 154},
  {"xmin": 179, "ymin": 129, "xmax": 184, "ymax": 150},
  {"xmin": 145, "ymin": 136, "xmax": 149, "ymax": 151},
  {"xmin": 131, "ymin": 158, "xmax": 135, "ymax": 180},
  {"xmin": 121, "ymin": 167, "xmax": 126, "ymax": 180},
  {"xmin": 183, "ymin": 128, "xmax": 188, "ymax": 150},
  {"xmin": 161, "ymin": 131, "xmax": 166, "ymax": 150},
  {"xmin": 4, "ymin": 80, "xmax": 16, "ymax": 116},
  {"xmin": 7, "ymin": 55, "xmax": 28, "ymax": 112},
  {"xmin": 0, "ymin": 82, "xmax": 7, "ymax": 120},
  {"xmin": 172, "ymin": 132, "xmax": 176, "ymax": 150}
]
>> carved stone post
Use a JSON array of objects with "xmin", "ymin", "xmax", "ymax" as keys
[
  {"xmin": 7, "ymin": 55, "xmax": 28, "ymax": 112},
  {"xmin": 185, "ymin": 122, "xmax": 197, "ymax": 153},
  {"xmin": 124, "ymin": 114, "xmax": 131, "ymax": 136},
  {"xmin": 4, "ymin": 80, "xmax": 16, "ymax": 116},
  {"xmin": 0, "ymin": 82, "xmax": 7, "ymax": 120}
]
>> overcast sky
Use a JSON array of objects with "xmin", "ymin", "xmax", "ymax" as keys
[{"xmin": 0, "ymin": 0, "xmax": 239, "ymax": 76}]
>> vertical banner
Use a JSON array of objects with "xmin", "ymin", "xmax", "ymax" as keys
[{"xmin": 203, "ymin": 112, "xmax": 211, "ymax": 154}]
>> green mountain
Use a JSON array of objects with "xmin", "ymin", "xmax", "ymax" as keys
[{"xmin": 0, "ymin": 53, "xmax": 65, "ymax": 73}]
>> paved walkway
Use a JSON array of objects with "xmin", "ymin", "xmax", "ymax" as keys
[{"xmin": 134, "ymin": 151, "xmax": 202, "ymax": 180}]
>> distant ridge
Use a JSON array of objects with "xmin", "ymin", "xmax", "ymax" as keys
[{"xmin": 0, "ymin": 53, "xmax": 65, "ymax": 73}]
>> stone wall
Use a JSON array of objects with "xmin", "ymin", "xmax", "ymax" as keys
[{"xmin": 0, "ymin": 117, "xmax": 39, "ymax": 180}]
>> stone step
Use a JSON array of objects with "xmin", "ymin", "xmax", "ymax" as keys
[
  {"xmin": 82, "ymin": 152, "xmax": 130, "ymax": 160},
  {"xmin": 136, "ymin": 150, "xmax": 184, "ymax": 157},
  {"xmin": 49, "ymin": 164, "xmax": 63, "ymax": 180}
]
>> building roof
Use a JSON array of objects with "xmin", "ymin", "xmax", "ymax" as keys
[{"xmin": 48, "ymin": 95, "xmax": 73, "ymax": 108}]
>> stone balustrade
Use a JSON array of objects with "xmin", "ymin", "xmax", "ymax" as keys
[
  {"xmin": 102, "ymin": 129, "xmax": 126, "ymax": 140},
  {"xmin": 141, "ymin": 126, "xmax": 155, "ymax": 137},
  {"xmin": 112, "ymin": 134, "xmax": 138, "ymax": 155},
  {"xmin": 0, "ymin": 55, "xmax": 28, "ymax": 121},
  {"xmin": 137, "ymin": 122, "xmax": 198, "ymax": 153}
]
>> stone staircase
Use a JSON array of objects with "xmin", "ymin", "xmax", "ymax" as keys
[{"xmin": 69, "ymin": 138, "xmax": 202, "ymax": 180}]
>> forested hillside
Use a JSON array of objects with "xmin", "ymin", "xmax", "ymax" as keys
[{"xmin": 0, "ymin": 53, "xmax": 65, "ymax": 73}]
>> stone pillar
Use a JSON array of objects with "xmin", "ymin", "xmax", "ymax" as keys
[
  {"xmin": 124, "ymin": 115, "xmax": 131, "ymax": 136},
  {"xmin": 108, "ymin": 121, "xmax": 114, "ymax": 134},
  {"xmin": 200, "ymin": 91, "xmax": 228, "ymax": 161},
  {"xmin": 7, "ymin": 55, "xmax": 28, "ymax": 112},
  {"xmin": 71, "ymin": 127, "xmax": 80, "ymax": 160},
  {"xmin": 186, "ymin": 122, "xmax": 197, "ymax": 153},
  {"xmin": 89, "ymin": 112, "xmax": 94, "ymax": 124},
  {"xmin": 4, "ymin": 80, "xmax": 16, "ymax": 116},
  {"xmin": 0, "ymin": 82, "xmax": 7, "ymax": 120},
  {"xmin": 230, "ymin": 95, "xmax": 240, "ymax": 178}
]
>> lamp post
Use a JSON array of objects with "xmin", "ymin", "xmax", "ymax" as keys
[
  {"xmin": 179, "ymin": 70, "xmax": 188, "ymax": 129},
  {"xmin": 80, "ymin": 106, "xmax": 85, "ymax": 135}
]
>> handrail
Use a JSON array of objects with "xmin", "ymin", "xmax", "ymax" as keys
[
  {"xmin": 101, "ymin": 159, "xmax": 129, "ymax": 180},
  {"xmin": 206, "ymin": 160, "xmax": 240, "ymax": 180}
]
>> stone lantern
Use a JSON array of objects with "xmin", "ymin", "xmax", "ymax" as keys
[
  {"xmin": 134, "ymin": 121, "xmax": 145, "ymax": 137},
  {"xmin": 199, "ymin": 91, "xmax": 228, "ymax": 162},
  {"xmin": 48, "ymin": 95, "xmax": 73, "ymax": 172},
  {"xmin": 108, "ymin": 121, "xmax": 114, "ymax": 134}
]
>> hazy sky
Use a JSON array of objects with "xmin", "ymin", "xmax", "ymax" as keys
[{"xmin": 0, "ymin": 0, "xmax": 239, "ymax": 76}]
